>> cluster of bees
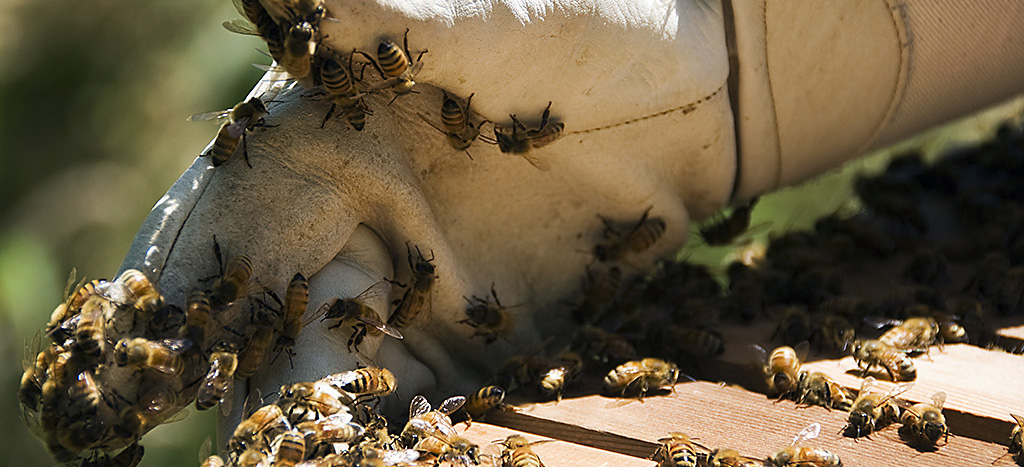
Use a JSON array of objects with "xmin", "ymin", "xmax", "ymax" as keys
[
  {"xmin": 201, "ymin": 366, "xmax": 559, "ymax": 467},
  {"xmin": 192, "ymin": 0, "xmax": 565, "ymax": 171},
  {"xmin": 19, "ymin": 219, "xmax": 455, "ymax": 466},
  {"xmin": 651, "ymin": 423, "xmax": 841, "ymax": 467},
  {"xmin": 453, "ymin": 123, "xmax": 1024, "ymax": 464},
  {"xmin": 21, "ymin": 0, "xmax": 1024, "ymax": 462}
]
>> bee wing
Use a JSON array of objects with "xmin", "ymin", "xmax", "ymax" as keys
[
  {"xmin": 305, "ymin": 300, "xmax": 334, "ymax": 327},
  {"xmin": 355, "ymin": 314, "xmax": 404, "ymax": 339},
  {"xmin": 159, "ymin": 337, "xmax": 194, "ymax": 352},
  {"xmin": 198, "ymin": 436, "xmax": 212, "ymax": 463},
  {"xmin": 382, "ymin": 449, "xmax": 421, "ymax": 465},
  {"xmin": 226, "ymin": 116, "xmax": 252, "ymax": 138},
  {"xmin": 863, "ymin": 315, "xmax": 901, "ymax": 329},
  {"xmin": 242, "ymin": 388, "xmax": 262, "ymax": 419},
  {"xmin": 857, "ymin": 376, "xmax": 878, "ymax": 396},
  {"xmin": 519, "ymin": 152, "xmax": 551, "ymax": 171},
  {"xmin": 438, "ymin": 395, "xmax": 467, "ymax": 415},
  {"xmin": 186, "ymin": 109, "xmax": 232, "ymax": 122},
  {"xmin": 747, "ymin": 344, "xmax": 769, "ymax": 370},
  {"xmin": 930, "ymin": 391, "xmax": 946, "ymax": 410},
  {"xmin": 878, "ymin": 381, "xmax": 915, "ymax": 405},
  {"xmin": 792, "ymin": 341, "xmax": 810, "ymax": 363},
  {"xmin": 219, "ymin": 378, "xmax": 236, "ymax": 417},
  {"xmin": 791, "ymin": 422, "xmax": 821, "ymax": 444},
  {"xmin": 222, "ymin": 19, "xmax": 260, "ymax": 36},
  {"xmin": 62, "ymin": 267, "xmax": 78, "ymax": 302},
  {"xmin": 230, "ymin": 0, "xmax": 249, "ymax": 18},
  {"xmin": 355, "ymin": 280, "xmax": 393, "ymax": 303},
  {"xmin": 409, "ymin": 394, "xmax": 432, "ymax": 418},
  {"xmin": 22, "ymin": 331, "xmax": 41, "ymax": 372}
]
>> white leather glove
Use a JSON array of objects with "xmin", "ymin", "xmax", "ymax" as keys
[{"xmin": 112, "ymin": 0, "xmax": 1024, "ymax": 443}]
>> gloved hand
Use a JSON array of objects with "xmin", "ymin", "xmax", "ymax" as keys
[{"xmin": 111, "ymin": 0, "xmax": 1024, "ymax": 446}]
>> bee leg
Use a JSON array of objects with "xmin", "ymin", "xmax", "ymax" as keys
[
  {"xmin": 241, "ymin": 134, "xmax": 253, "ymax": 168},
  {"xmin": 321, "ymin": 103, "xmax": 337, "ymax": 129},
  {"xmin": 538, "ymin": 101, "xmax": 552, "ymax": 129}
]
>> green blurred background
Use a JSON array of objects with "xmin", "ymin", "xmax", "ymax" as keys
[{"xmin": 0, "ymin": 1, "xmax": 1020, "ymax": 465}]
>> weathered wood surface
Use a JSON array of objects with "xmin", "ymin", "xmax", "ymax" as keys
[
  {"xmin": 485, "ymin": 381, "xmax": 1013, "ymax": 467},
  {"xmin": 458, "ymin": 421, "xmax": 657, "ymax": 467},
  {"xmin": 796, "ymin": 344, "xmax": 1023, "ymax": 442}
]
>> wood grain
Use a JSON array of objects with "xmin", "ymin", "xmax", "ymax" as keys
[
  {"xmin": 485, "ymin": 381, "xmax": 1012, "ymax": 467},
  {"xmin": 458, "ymin": 421, "xmax": 657, "ymax": 467}
]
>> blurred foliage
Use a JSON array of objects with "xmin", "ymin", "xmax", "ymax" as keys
[
  {"xmin": 0, "ymin": 0, "xmax": 264, "ymax": 465},
  {"xmin": 0, "ymin": 0, "xmax": 1021, "ymax": 465}
]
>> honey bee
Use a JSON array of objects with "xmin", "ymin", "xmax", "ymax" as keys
[
  {"xmin": 662, "ymin": 325, "xmax": 725, "ymax": 359},
  {"xmin": 325, "ymin": 366, "xmax": 398, "ymax": 398},
  {"xmin": 230, "ymin": 401, "xmax": 290, "ymax": 454},
  {"xmin": 271, "ymin": 429, "xmax": 307, "ymax": 467},
  {"xmin": 415, "ymin": 432, "xmax": 481, "ymax": 466},
  {"xmin": 272, "ymin": 272, "xmax": 309, "ymax": 357},
  {"xmin": 46, "ymin": 272, "xmax": 94, "ymax": 337},
  {"xmin": 236, "ymin": 324, "xmax": 274, "ymax": 379},
  {"xmin": 571, "ymin": 326, "xmax": 637, "ymax": 365},
  {"xmin": 388, "ymin": 243, "xmax": 437, "ymax": 329},
  {"xmin": 574, "ymin": 266, "xmax": 622, "ymax": 324},
  {"xmin": 751, "ymin": 343, "xmax": 807, "ymax": 399},
  {"xmin": 75, "ymin": 295, "xmax": 112, "ymax": 358},
  {"xmin": 767, "ymin": 423, "xmax": 841, "ymax": 467},
  {"xmin": 462, "ymin": 385, "xmax": 508, "ymax": 421},
  {"xmin": 400, "ymin": 394, "xmax": 465, "ymax": 448},
  {"xmin": 279, "ymin": 379, "xmax": 346, "ymax": 422},
  {"xmin": 297, "ymin": 411, "xmax": 365, "ymax": 444},
  {"xmin": 538, "ymin": 352, "xmax": 583, "ymax": 401},
  {"xmin": 458, "ymin": 284, "xmax": 515, "ymax": 344},
  {"xmin": 181, "ymin": 288, "xmax": 212, "ymax": 348},
  {"xmin": 195, "ymin": 349, "xmax": 238, "ymax": 413},
  {"xmin": 651, "ymin": 432, "xmax": 701, "ymax": 467},
  {"xmin": 419, "ymin": 92, "xmax": 487, "ymax": 159},
  {"xmin": 698, "ymin": 197, "xmax": 759, "ymax": 247},
  {"xmin": 1010, "ymin": 413, "xmax": 1024, "ymax": 458},
  {"xmin": 795, "ymin": 371, "xmax": 854, "ymax": 411},
  {"xmin": 317, "ymin": 280, "xmax": 403, "ymax": 352},
  {"xmin": 900, "ymin": 391, "xmax": 948, "ymax": 446},
  {"xmin": 363, "ymin": 28, "xmax": 427, "ymax": 100},
  {"xmin": 773, "ymin": 306, "xmax": 812, "ymax": 347},
  {"xmin": 236, "ymin": 447, "xmax": 269, "ymax": 467},
  {"xmin": 114, "ymin": 337, "xmax": 190, "ymax": 375},
  {"xmin": 874, "ymin": 316, "xmax": 940, "ymax": 355},
  {"xmin": 280, "ymin": 21, "xmax": 316, "ymax": 79},
  {"xmin": 852, "ymin": 339, "xmax": 916, "ymax": 382},
  {"xmin": 498, "ymin": 435, "xmax": 550, "ymax": 467},
  {"xmin": 811, "ymin": 314, "xmax": 855, "ymax": 353},
  {"xmin": 189, "ymin": 98, "xmax": 269, "ymax": 167},
  {"xmin": 65, "ymin": 370, "xmax": 102, "ymax": 419},
  {"xmin": 594, "ymin": 207, "xmax": 668, "ymax": 263},
  {"xmin": 844, "ymin": 376, "xmax": 913, "ymax": 438},
  {"xmin": 19, "ymin": 333, "xmax": 57, "ymax": 411},
  {"xmin": 115, "ymin": 268, "xmax": 163, "ymax": 314},
  {"xmin": 208, "ymin": 249, "xmax": 256, "ymax": 309},
  {"xmin": 319, "ymin": 52, "xmax": 370, "ymax": 131},
  {"xmin": 486, "ymin": 101, "xmax": 564, "ymax": 170},
  {"xmin": 707, "ymin": 448, "xmax": 765, "ymax": 467},
  {"xmin": 602, "ymin": 358, "xmax": 681, "ymax": 400},
  {"xmin": 100, "ymin": 442, "xmax": 145, "ymax": 467}
]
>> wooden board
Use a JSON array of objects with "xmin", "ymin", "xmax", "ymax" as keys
[
  {"xmin": 458, "ymin": 422, "xmax": 656, "ymax": 467},
  {"xmin": 484, "ymin": 381, "xmax": 1012, "ymax": 467},
  {"xmin": 799, "ymin": 344, "xmax": 1023, "ymax": 444}
]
